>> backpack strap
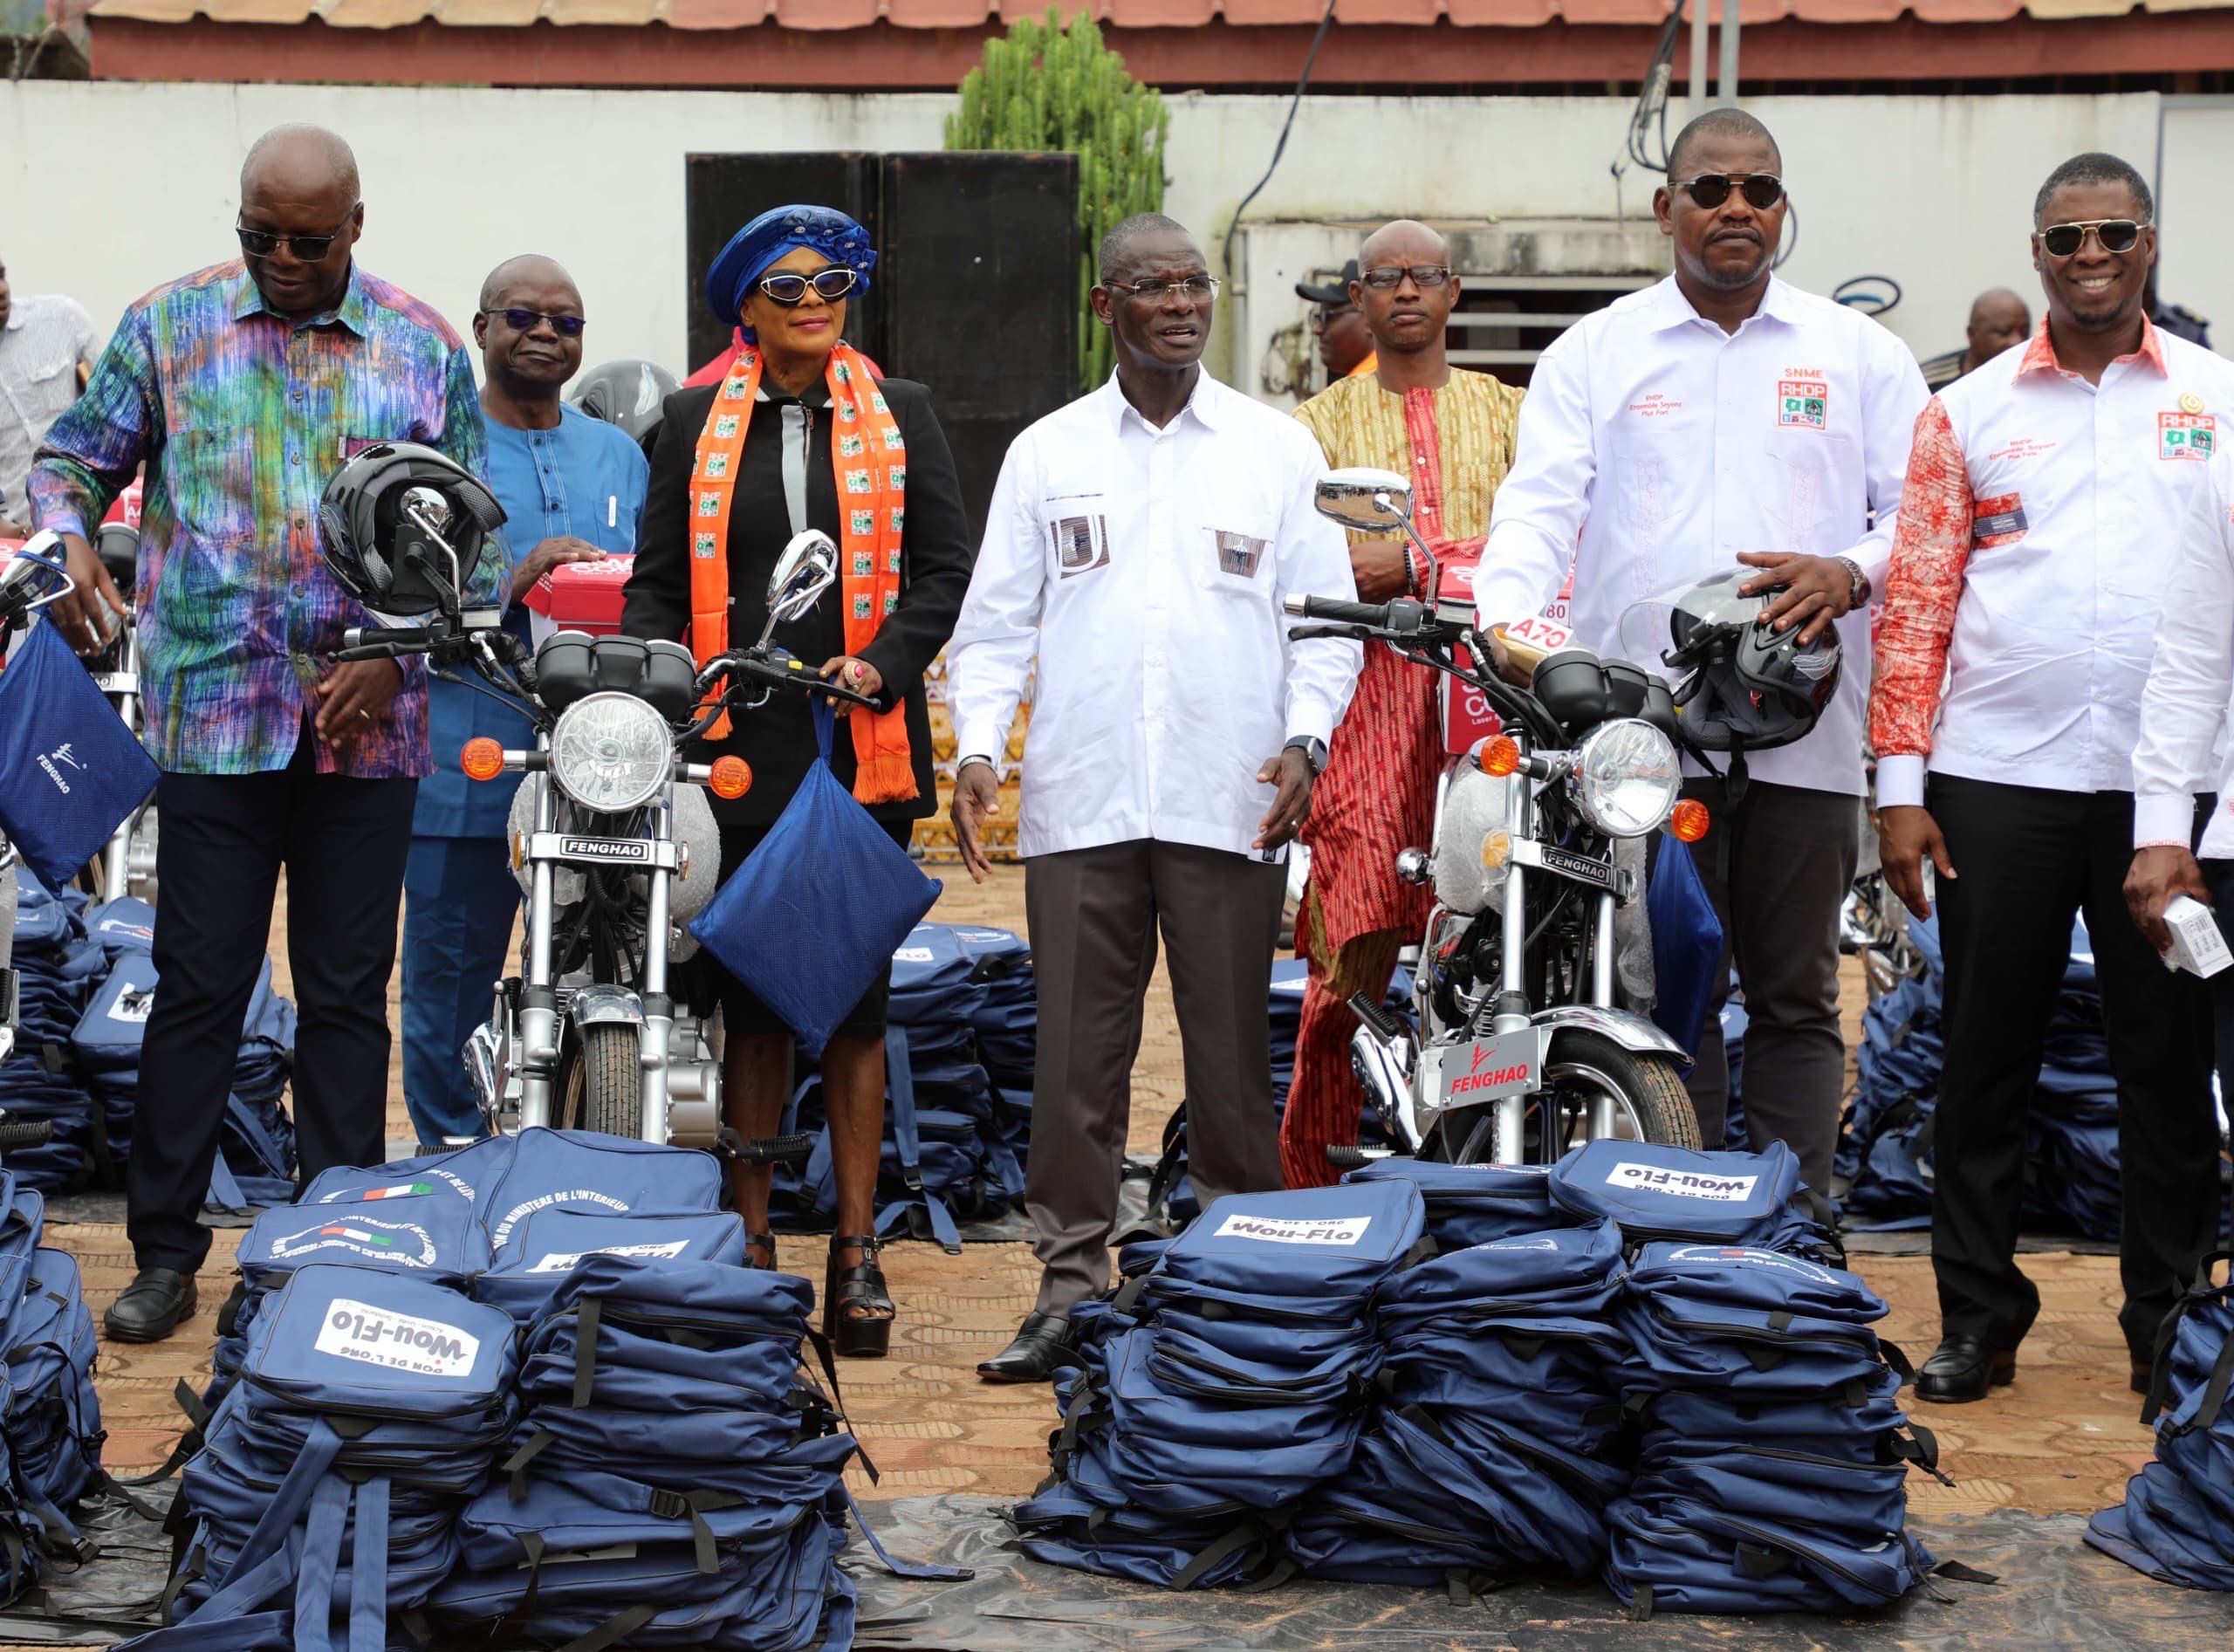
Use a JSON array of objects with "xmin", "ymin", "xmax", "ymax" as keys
[
  {"xmin": 875, "ymin": 1027, "xmax": 963, "ymax": 1255},
  {"xmin": 285, "ymin": 1473, "xmax": 351, "ymax": 1652},
  {"xmin": 346, "ymin": 1475, "xmax": 390, "ymax": 1652},
  {"xmin": 841, "ymin": 1486, "xmax": 972, "ymax": 1580},
  {"xmin": 2177, "ymin": 1307, "xmax": 2234, "ymax": 1436}
]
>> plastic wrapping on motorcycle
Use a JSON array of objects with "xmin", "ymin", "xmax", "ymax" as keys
[
  {"xmin": 505, "ymin": 775, "xmax": 721, "ymax": 939},
  {"xmin": 0, "ymin": 621, "xmax": 156, "ymax": 891},
  {"xmin": 690, "ymin": 698, "xmax": 940, "ymax": 1052},
  {"xmin": 1647, "ymin": 839, "xmax": 1723, "ymax": 1057}
]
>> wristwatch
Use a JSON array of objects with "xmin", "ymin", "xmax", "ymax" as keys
[
  {"xmin": 1285, "ymin": 736, "xmax": 1329, "ymax": 776},
  {"xmin": 1835, "ymin": 557, "xmax": 1872, "ymax": 608},
  {"xmin": 957, "ymin": 753, "xmax": 997, "ymax": 778}
]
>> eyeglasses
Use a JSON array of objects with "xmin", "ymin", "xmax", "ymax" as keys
[
  {"xmin": 234, "ymin": 208, "xmax": 360, "ymax": 261},
  {"xmin": 1676, "ymin": 174, "xmax": 1785, "ymax": 211},
  {"xmin": 2036, "ymin": 218, "xmax": 2148, "ymax": 259},
  {"xmin": 1107, "ymin": 276, "xmax": 1221, "ymax": 302},
  {"xmin": 1360, "ymin": 264, "xmax": 1452, "ymax": 290},
  {"xmin": 480, "ymin": 307, "xmax": 586, "ymax": 338},
  {"xmin": 756, "ymin": 267, "xmax": 860, "ymax": 305}
]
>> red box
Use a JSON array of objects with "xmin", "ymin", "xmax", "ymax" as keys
[{"xmin": 524, "ymin": 553, "xmax": 634, "ymax": 639}]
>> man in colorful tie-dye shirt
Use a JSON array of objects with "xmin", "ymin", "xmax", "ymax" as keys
[{"xmin": 28, "ymin": 124, "xmax": 492, "ymax": 1344}]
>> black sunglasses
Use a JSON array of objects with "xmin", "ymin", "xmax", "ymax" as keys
[
  {"xmin": 1360, "ymin": 264, "xmax": 1452, "ymax": 291},
  {"xmin": 757, "ymin": 267, "xmax": 860, "ymax": 306},
  {"xmin": 235, "ymin": 208, "xmax": 359, "ymax": 261},
  {"xmin": 1677, "ymin": 173, "xmax": 1785, "ymax": 211},
  {"xmin": 2037, "ymin": 218, "xmax": 2147, "ymax": 259},
  {"xmin": 481, "ymin": 307, "xmax": 587, "ymax": 338}
]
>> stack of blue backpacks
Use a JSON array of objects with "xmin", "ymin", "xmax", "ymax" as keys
[
  {"xmin": 1573, "ymin": 1140, "xmax": 1947, "ymax": 1618},
  {"xmin": 2089, "ymin": 1262, "xmax": 2234, "ymax": 1590},
  {"xmin": 0, "ymin": 1169, "xmax": 107, "ymax": 1604},
  {"xmin": 1290, "ymin": 1162, "xmax": 1629, "ymax": 1591},
  {"xmin": 774, "ymin": 922, "xmax": 1034, "ymax": 1248},
  {"xmin": 1015, "ymin": 1182, "xmax": 1426, "ymax": 1588},
  {"xmin": 0, "ymin": 874, "xmax": 106, "ymax": 1191}
]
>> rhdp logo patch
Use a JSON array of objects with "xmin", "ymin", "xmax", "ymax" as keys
[
  {"xmin": 2161, "ymin": 412, "xmax": 2216, "ymax": 462},
  {"xmin": 1778, "ymin": 380, "xmax": 1827, "ymax": 430}
]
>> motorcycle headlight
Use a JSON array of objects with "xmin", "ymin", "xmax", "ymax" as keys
[
  {"xmin": 1571, "ymin": 718, "xmax": 1681, "ymax": 838},
  {"xmin": 547, "ymin": 692, "xmax": 674, "ymax": 814}
]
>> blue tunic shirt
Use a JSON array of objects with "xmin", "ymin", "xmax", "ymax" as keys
[{"xmin": 413, "ymin": 402, "xmax": 649, "ymax": 837}]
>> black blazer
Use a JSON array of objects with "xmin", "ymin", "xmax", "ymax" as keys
[{"xmin": 622, "ymin": 375, "xmax": 973, "ymax": 827}]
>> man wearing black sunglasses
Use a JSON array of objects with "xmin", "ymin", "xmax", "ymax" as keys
[
  {"xmin": 1478, "ymin": 107, "xmax": 1929, "ymax": 1197},
  {"xmin": 1295, "ymin": 261, "xmax": 1374, "ymax": 387},
  {"xmin": 1871, "ymin": 151, "xmax": 2234, "ymax": 1406},
  {"xmin": 28, "ymin": 123, "xmax": 493, "ymax": 1343},
  {"xmin": 399, "ymin": 256, "xmax": 648, "ymax": 1156}
]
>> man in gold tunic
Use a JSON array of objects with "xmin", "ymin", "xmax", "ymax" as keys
[{"xmin": 1284, "ymin": 220, "xmax": 1525, "ymax": 1185}]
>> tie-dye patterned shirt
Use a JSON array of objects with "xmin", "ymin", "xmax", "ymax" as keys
[{"xmin": 28, "ymin": 260, "xmax": 491, "ymax": 778}]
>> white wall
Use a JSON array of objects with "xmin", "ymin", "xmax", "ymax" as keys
[{"xmin": 0, "ymin": 80, "xmax": 2217, "ymax": 403}]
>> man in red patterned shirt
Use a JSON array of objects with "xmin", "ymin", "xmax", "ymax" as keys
[
  {"xmin": 1282, "ymin": 221, "xmax": 1525, "ymax": 1185},
  {"xmin": 1869, "ymin": 152, "xmax": 2234, "ymax": 1404}
]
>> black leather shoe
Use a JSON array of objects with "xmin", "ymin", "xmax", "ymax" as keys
[
  {"xmin": 103, "ymin": 1267, "xmax": 198, "ymax": 1344},
  {"xmin": 1913, "ymin": 1333, "xmax": 2016, "ymax": 1404},
  {"xmin": 977, "ymin": 1312, "xmax": 1075, "ymax": 1383}
]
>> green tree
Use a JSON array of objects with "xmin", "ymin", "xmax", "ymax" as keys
[{"xmin": 946, "ymin": 5, "xmax": 1169, "ymax": 391}]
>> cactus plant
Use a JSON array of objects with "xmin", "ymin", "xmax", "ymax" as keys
[{"xmin": 947, "ymin": 5, "xmax": 1170, "ymax": 391}]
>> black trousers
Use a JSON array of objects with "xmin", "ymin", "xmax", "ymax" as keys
[
  {"xmin": 1677, "ymin": 776, "xmax": 1860, "ymax": 1194},
  {"xmin": 1930, "ymin": 774, "xmax": 2219, "ymax": 1361},
  {"xmin": 130, "ymin": 734, "xmax": 417, "ymax": 1272}
]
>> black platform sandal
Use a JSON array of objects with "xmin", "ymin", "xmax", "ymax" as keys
[
  {"xmin": 744, "ymin": 1232, "xmax": 777, "ymax": 1271},
  {"xmin": 825, "ymin": 1233, "xmax": 894, "ymax": 1359}
]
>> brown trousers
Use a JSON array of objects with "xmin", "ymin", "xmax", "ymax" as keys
[{"xmin": 1022, "ymin": 838, "xmax": 1286, "ymax": 1314}]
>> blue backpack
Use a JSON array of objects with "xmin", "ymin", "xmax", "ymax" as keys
[
  {"xmin": 1604, "ymin": 1489, "xmax": 1938, "ymax": 1616},
  {"xmin": 2089, "ymin": 1273, "xmax": 2234, "ymax": 1589},
  {"xmin": 1548, "ymin": 1140, "xmax": 1834, "ymax": 1257},
  {"xmin": 1340, "ymin": 1158, "xmax": 1574, "ymax": 1251},
  {"xmin": 475, "ymin": 1207, "xmax": 750, "ymax": 1325},
  {"xmin": 479, "ymin": 1127, "xmax": 723, "ymax": 1260},
  {"xmin": 3, "ymin": 1245, "xmax": 106, "ymax": 1559},
  {"xmin": 302, "ymin": 1134, "xmax": 514, "ymax": 1208}
]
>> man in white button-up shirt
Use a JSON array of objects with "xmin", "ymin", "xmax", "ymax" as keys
[
  {"xmin": 948, "ymin": 215, "xmax": 1360, "ymax": 1381},
  {"xmin": 1870, "ymin": 153, "xmax": 2233, "ymax": 1406},
  {"xmin": 1477, "ymin": 109, "xmax": 1927, "ymax": 1192}
]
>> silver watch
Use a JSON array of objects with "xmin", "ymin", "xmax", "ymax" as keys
[{"xmin": 1836, "ymin": 556, "xmax": 1871, "ymax": 607}]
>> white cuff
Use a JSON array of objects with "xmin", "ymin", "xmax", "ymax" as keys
[
  {"xmin": 1285, "ymin": 705, "xmax": 1337, "ymax": 751},
  {"xmin": 955, "ymin": 719, "xmax": 1007, "ymax": 776},
  {"xmin": 1874, "ymin": 754, "xmax": 1928, "ymax": 810},
  {"xmin": 2133, "ymin": 793, "xmax": 2195, "ymax": 852}
]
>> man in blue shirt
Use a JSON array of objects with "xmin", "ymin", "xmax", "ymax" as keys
[{"xmin": 401, "ymin": 255, "xmax": 648, "ymax": 1150}]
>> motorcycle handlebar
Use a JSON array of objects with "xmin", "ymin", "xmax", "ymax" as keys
[
  {"xmin": 1282, "ymin": 593, "xmax": 1395, "ymax": 627},
  {"xmin": 339, "ymin": 625, "xmax": 436, "ymax": 655},
  {"xmin": 698, "ymin": 650, "xmax": 877, "ymax": 709}
]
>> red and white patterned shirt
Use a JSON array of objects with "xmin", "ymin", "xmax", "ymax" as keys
[{"xmin": 1870, "ymin": 318, "xmax": 2234, "ymax": 806}]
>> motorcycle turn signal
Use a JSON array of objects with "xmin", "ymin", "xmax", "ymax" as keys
[
  {"xmin": 460, "ymin": 737, "xmax": 505, "ymax": 782},
  {"xmin": 1668, "ymin": 799, "xmax": 1710, "ymax": 842},
  {"xmin": 709, "ymin": 755, "xmax": 753, "ymax": 799}
]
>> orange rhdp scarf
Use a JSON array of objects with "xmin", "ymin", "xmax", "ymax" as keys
[{"xmin": 686, "ymin": 341, "xmax": 915, "ymax": 804}]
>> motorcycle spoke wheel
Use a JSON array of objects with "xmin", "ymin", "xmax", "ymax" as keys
[{"xmin": 1537, "ymin": 1030, "xmax": 1699, "ymax": 1154}]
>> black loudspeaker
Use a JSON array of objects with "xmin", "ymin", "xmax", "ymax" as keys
[
  {"xmin": 877, "ymin": 152, "xmax": 1079, "ymax": 540},
  {"xmin": 683, "ymin": 153, "xmax": 879, "ymax": 373}
]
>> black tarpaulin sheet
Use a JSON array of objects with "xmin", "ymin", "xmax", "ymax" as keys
[{"xmin": 3, "ymin": 1494, "xmax": 2231, "ymax": 1648}]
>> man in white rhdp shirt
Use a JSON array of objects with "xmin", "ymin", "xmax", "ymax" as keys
[
  {"xmin": 1870, "ymin": 153, "xmax": 2234, "ymax": 1407},
  {"xmin": 947, "ymin": 213, "xmax": 1360, "ymax": 1384},
  {"xmin": 1476, "ymin": 109, "xmax": 1927, "ymax": 1191}
]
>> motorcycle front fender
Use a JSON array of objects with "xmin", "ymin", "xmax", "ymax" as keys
[
  {"xmin": 567, "ymin": 984, "xmax": 646, "ymax": 1032},
  {"xmin": 1531, "ymin": 1004, "xmax": 1692, "ymax": 1066}
]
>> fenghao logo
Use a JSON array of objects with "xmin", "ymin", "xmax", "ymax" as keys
[
  {"xmin": 1450, "ymin": 1041, "xmax": 1533, "ymax": 1099},
  {"xmin": 1211, "ymin": 1213, "xmax": 1372, "ymax": 1247},
  {"xmin": 264, "ymin": 1217, "xmax": 440, "ymax": 1269},
  {"xmin": 1605, "ymin": 1162, "xmax": 1758, "ymax": 1203}
]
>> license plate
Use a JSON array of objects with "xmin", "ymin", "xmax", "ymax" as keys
[{"xmin": 1421, "ymin": 1026, "xmax": 1546, "ymax": 1107}]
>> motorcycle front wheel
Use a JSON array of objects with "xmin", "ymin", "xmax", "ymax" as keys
[
  {"xmin": 1538, "ymin": 1028, "xmax": 1700, "ymax": 1152},
  {"xmin": 560, "ymin": 1023, "xmax": 645, "ymax": 1140}
]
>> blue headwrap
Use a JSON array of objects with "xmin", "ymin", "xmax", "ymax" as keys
[{"xmin": 705, "ymin": 204, "xmax": 879, "ymax": 343}]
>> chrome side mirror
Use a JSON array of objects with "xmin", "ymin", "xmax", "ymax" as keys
[
  {"xmin": 1314, "ymin": 467, "xmax": 1415, "ymax": 535},
  {"xmin": 756, "ymin": 529, "xmax": 839, "ymax": 649}
]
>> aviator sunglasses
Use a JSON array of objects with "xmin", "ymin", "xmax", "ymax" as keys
[
  {"xmin": 757, "ymin": 267, "xmax": 861, "ymax": 305},
  {"xmin": 2036, "ymin": 218, "xmax": 2147, "ymax": 259},
  {"xmin": 1676, "ymin": 173, "xmax": 1786, "ymax": 211}
]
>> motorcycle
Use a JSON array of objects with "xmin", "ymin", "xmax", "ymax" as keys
[
  {"xmin": 1286, "ymin": 467, "xmax": 1705, "ymax": 1166},
  {"xmin": 329, "ymin": 503, "xmax": 869, "ymax": 1148}
]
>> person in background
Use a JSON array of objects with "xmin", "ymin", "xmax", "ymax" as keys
[
  {"xmin": 1282, "ymin": 219, "xmax": 1524, "ymax": 1186},
  {"xmin": 952, "ymin": 213, "xmax": 1360, "ymax": 1383},
  {"xmin": 1477, "ymin": 108, "xmax": 1928, "ymax": 1195},
  {"xmin": 1918, "ymin": 287, "xmax": 2032, "ymax": 391},
  {"xmin": 2125, "ymin": 445, "xmax": 2234, "ymax": 1216},
  {"xmin": 1296, "ymin": 260, "xmax": 1375, "ymax": 386},
  {"xmin": 0, "ymin": 257, "xmax": 101, "ymax": 536},
  {"xmin": 1871, "ymin": 152, "xmax": 2232, "ymax": 1404},
  {"xmin": 623, "ymin": 204, "xmax": 972, "ymax": 1358},
  {"xmin": 400, "ymin": 256, "xmax": 648, "ymax": 1155},
  {"xmin": 29, "ymin": 124, "xmax": 490, "ymax": 1343}
]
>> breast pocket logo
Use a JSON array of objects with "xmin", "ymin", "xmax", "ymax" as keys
[
  {"xmin": 1777, "ymin": 380, "xmax": 1828, "ymax": 431},
  {"xmin": 2160, "ymin": 412, "xmax": 2216, "ymax": 462},
  {"xmin": 1051, "ymin": 514, "xmax": 1110, "ymax": 579},
  {"xmin": 1214, "ymin": 529, "xmax": 1270, "ymax": 578}
]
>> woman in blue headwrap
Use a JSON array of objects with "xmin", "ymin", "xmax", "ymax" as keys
[{"xmin": 623, "ymin": 205, "xmax": 973, "ymax": 1357}]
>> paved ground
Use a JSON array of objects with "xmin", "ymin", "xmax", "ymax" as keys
[{"xmin": 58, "ymin": 863, "xmax": 2169, "ymax": 1525}]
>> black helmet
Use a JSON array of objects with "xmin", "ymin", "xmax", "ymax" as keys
[
  {"xmin": 1617, "ymin": 569, "xmax": 1840, "ymax": 753},
  {"xmin": 572, "ymin": 359, "xmax": 678, "ymax": 443},
  {"xmin": 317, "ymin": 442, "xmax": 504, "ymax": 619}
]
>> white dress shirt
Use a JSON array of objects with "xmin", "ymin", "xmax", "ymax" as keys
[
  {"xmin": 2134, "ymin": 449, "xmax": 2234, "ymax": 859},
  {"xmin": 1477, "ymin": 275, "xmax": 1928, "ymax": 798},
  {"xmin": 1871, "ymin": 320, "xmax": 2234, "ymax": 810},
  {"xmin": 949, "ymin": 370, "xmax": 1360, "ymax": 860}
]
